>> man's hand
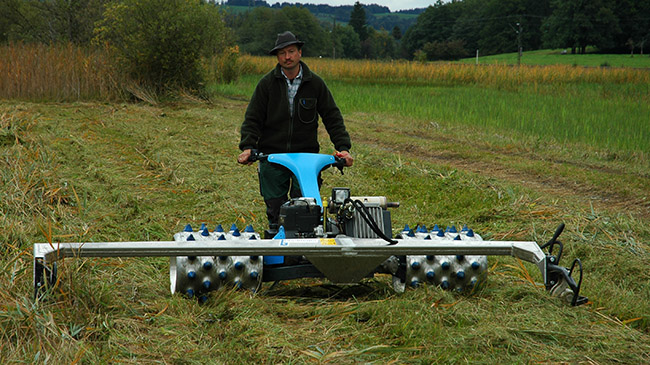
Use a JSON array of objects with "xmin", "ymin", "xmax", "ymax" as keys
[
  {"xmin": 238, "ymin": 149, "xmax": 253, "ymax": 165},
  {"xmin": 335, "ymin": 150, "xmax": 354, "ymax": 167}
]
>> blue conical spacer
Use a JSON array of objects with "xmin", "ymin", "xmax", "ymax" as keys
[
  {"xmin": 184, "ymin": 224, "xmax": 193, "ymax": 232},
  {"xmin": 230, "ymin": 223, "xmax": 238, "ymax": 231},
  {"xmin": 215, "ymin": 224, "xmax": 224, "ymax": 232},
  {"xmin": 232, "ymin": 228, "xmax": 241, "ymax": 237},
  {"xmin": 244, "ymin": 225, "xmax": 255, "ymax": 233},
  {"xmin": 187, "ymin": 234, "xmax": 195, "ymax": 241},
  {"xmin": 201, "ymin": 227, "xmax": 210, "ymax": 236}
]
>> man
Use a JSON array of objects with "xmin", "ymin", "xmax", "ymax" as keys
[{"xmin": 238, "ymin": 31, "xmax": 353, "ymax": 229}]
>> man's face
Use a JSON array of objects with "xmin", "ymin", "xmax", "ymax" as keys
[{"xmin": 276, "ymin": 45, "xmax": 301, "ymax": 71}]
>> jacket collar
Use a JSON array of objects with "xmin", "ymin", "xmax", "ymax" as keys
[{"xmin": 274, "ymin": 61, "xmax": 312, "ymax": 81}]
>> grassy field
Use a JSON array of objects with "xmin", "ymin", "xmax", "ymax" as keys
[
  {"xmin": 1, "ymin": 54, "xmax": 650, "ymax": 362},
  {"xmin": 458, "ymin": 49, "xmax": 650, "ymax": 68},
  {"xmin": 217, "ymin": 57, "xmax": 650, "ymax": 154}
]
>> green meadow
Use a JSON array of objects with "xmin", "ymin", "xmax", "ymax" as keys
[
  {"xmin": 214, "ymin": 70, "xmax": 650, "ymax": 154},
  {"xmin": 458, "ymin": 48, "xmax": 650, "ymax": 68},
  {"xmin": 2, "ymin": 53, "xmax": 649, "ymax": 362}
]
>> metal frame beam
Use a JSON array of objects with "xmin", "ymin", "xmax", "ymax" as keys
[{"xmin": 34, "ymin": 237, "xmax": 547, "ymax": 293}]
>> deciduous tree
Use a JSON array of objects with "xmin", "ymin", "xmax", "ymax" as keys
[{"xmin": 95, "ymin": 0, "xmax": 230, "ymax": 90}]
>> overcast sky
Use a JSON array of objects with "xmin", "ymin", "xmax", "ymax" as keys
[{"xmin": 308, "ymin": 1, "xmax": 437, "ymax": 12}]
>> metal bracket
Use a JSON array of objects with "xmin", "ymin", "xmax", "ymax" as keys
[
  {"xmin": 34, "ymin": 258, "xmax": 57, "ymax": 300},
  {"xmin": 539, "ymin": 224, "xmax": 588, "ymax": 306}
]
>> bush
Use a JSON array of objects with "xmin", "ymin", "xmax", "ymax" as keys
[
  {"xmin": 94, "ymin": 0, "xmax": 231, "ymax": 92},
  {"xmin": 205, "ymin": 45, "xmax": 242, "ymax": 84}
]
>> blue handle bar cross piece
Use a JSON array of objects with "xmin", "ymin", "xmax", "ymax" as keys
[{"xmin": 251, "ymin": 152, "xmax": 344, "ymax": 207}]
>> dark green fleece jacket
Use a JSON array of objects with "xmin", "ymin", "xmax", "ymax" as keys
[{"xmin": 239, "ymin": 61, "xmax": 351, "ymax": 154}]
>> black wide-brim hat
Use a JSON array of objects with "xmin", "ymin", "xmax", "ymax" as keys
[{"xmin": 269, "ymin": 31, "xmax": 305, "ymax": 55}]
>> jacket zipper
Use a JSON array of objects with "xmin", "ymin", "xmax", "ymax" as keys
[
  {"xmin": 285, "ymin": 80, "xmax": 293, "ymax": 152},
  {"xmin": 286, "ymin": 81, "xmax": 304, "ymax": 153}
]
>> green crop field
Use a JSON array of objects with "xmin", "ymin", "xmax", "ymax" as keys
[
  {"xmin": 2, "ymin": 53, "xmax": 649, "ymax": 362},
  {"xmin": 458, "ymin": 49, "xmax": 650, "ymax": 68}
]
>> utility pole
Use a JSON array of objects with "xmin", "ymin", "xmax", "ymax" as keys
[
  {"xmin": 516, "ymin": 20, "xmax": 522, "ymax": 66},
  {"xmin": 332, "ymin": 16, "xmax": 336, "ymax": 60}
]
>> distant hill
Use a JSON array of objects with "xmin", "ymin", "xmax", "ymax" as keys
[{"xmin": 221, "ymin": 0, "xmax": 425, "ymax": 32}]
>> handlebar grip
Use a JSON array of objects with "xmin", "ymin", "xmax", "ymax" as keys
[
  {"xmin": 551, "ymin": 223, "xmax": 565, "ymax": 243},
  {"xmin": 247, "ymin": 149, "xmax": 267, "ymax": 163}
]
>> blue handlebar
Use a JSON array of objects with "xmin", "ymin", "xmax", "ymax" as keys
[{"xmin": 266, "ymin": 153, "xmax": 338, "ymax": 207}]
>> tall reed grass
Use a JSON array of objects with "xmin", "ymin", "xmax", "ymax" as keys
[
  {"xmin": 242, "ymin": 55, "xmax": 650, "ymax": 87},
  {"xmin": 0, "ymin": 42, "xmax": 124, "ymax": 101}
]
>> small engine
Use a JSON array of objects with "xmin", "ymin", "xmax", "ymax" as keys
[
  {"xmin": 277, "ymin": 188, "xmax": 399, "ymax": 240},
  {"xmin": 326, "ymin": 188, "xmax": 397, "ymax": 239},
  {"xmin": 278, "ymin": 197, "xmax": 321, "ymax": 238}
]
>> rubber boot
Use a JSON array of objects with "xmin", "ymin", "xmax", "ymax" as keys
[{"xmin": 264, "ymin": 197, "xmax": 287, "ymax": 226}]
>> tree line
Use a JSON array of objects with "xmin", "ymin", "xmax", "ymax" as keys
[
  {"xmin": 225, "ymin": 2, "xmax": 398, "ymax": 59},
  {"xmin": 225, "ymin": 0, "xmax": 650, "ymax": 60},
  {"xmin": 402, "ymin": 0, "xmax": 650, "ymax": 60},
  {"xmin": 1, "ymin": 0, "xmax": 647, "ymax": 94},
  {"xmin": 224, "ymin": 0, "xmax": 420, "ymax": 33}
]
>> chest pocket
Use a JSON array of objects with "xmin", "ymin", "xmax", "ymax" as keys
[{"xmin": 297, "ymin": 98, "xmax": 318, "ymax": 124}]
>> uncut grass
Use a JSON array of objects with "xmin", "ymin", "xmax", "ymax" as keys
[
  {"xmin": 332, "ymin": 82, "xmax": 650, "ymax": 153},
  {"xmin": 242, "ymin": 55, "xmax": 650, "ymax": 86},
  {"xmin": 0, "ymin": 42, "xmax": 124, "ymax": 101},
  {"xmin": 457, "ymin": 49, "xmax": 650, "ymax": 68},
  {"xmin": 213, "ymin": 71, "xmax": 650, "ymax": 156},
  {"xmin": 1, "ymin": 101, "xmax": 649, "ymax": 362}
]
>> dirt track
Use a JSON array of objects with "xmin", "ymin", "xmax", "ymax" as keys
[{"xmin": 354, "ymin": 129, "xmax": 649, "ymax": 221}]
